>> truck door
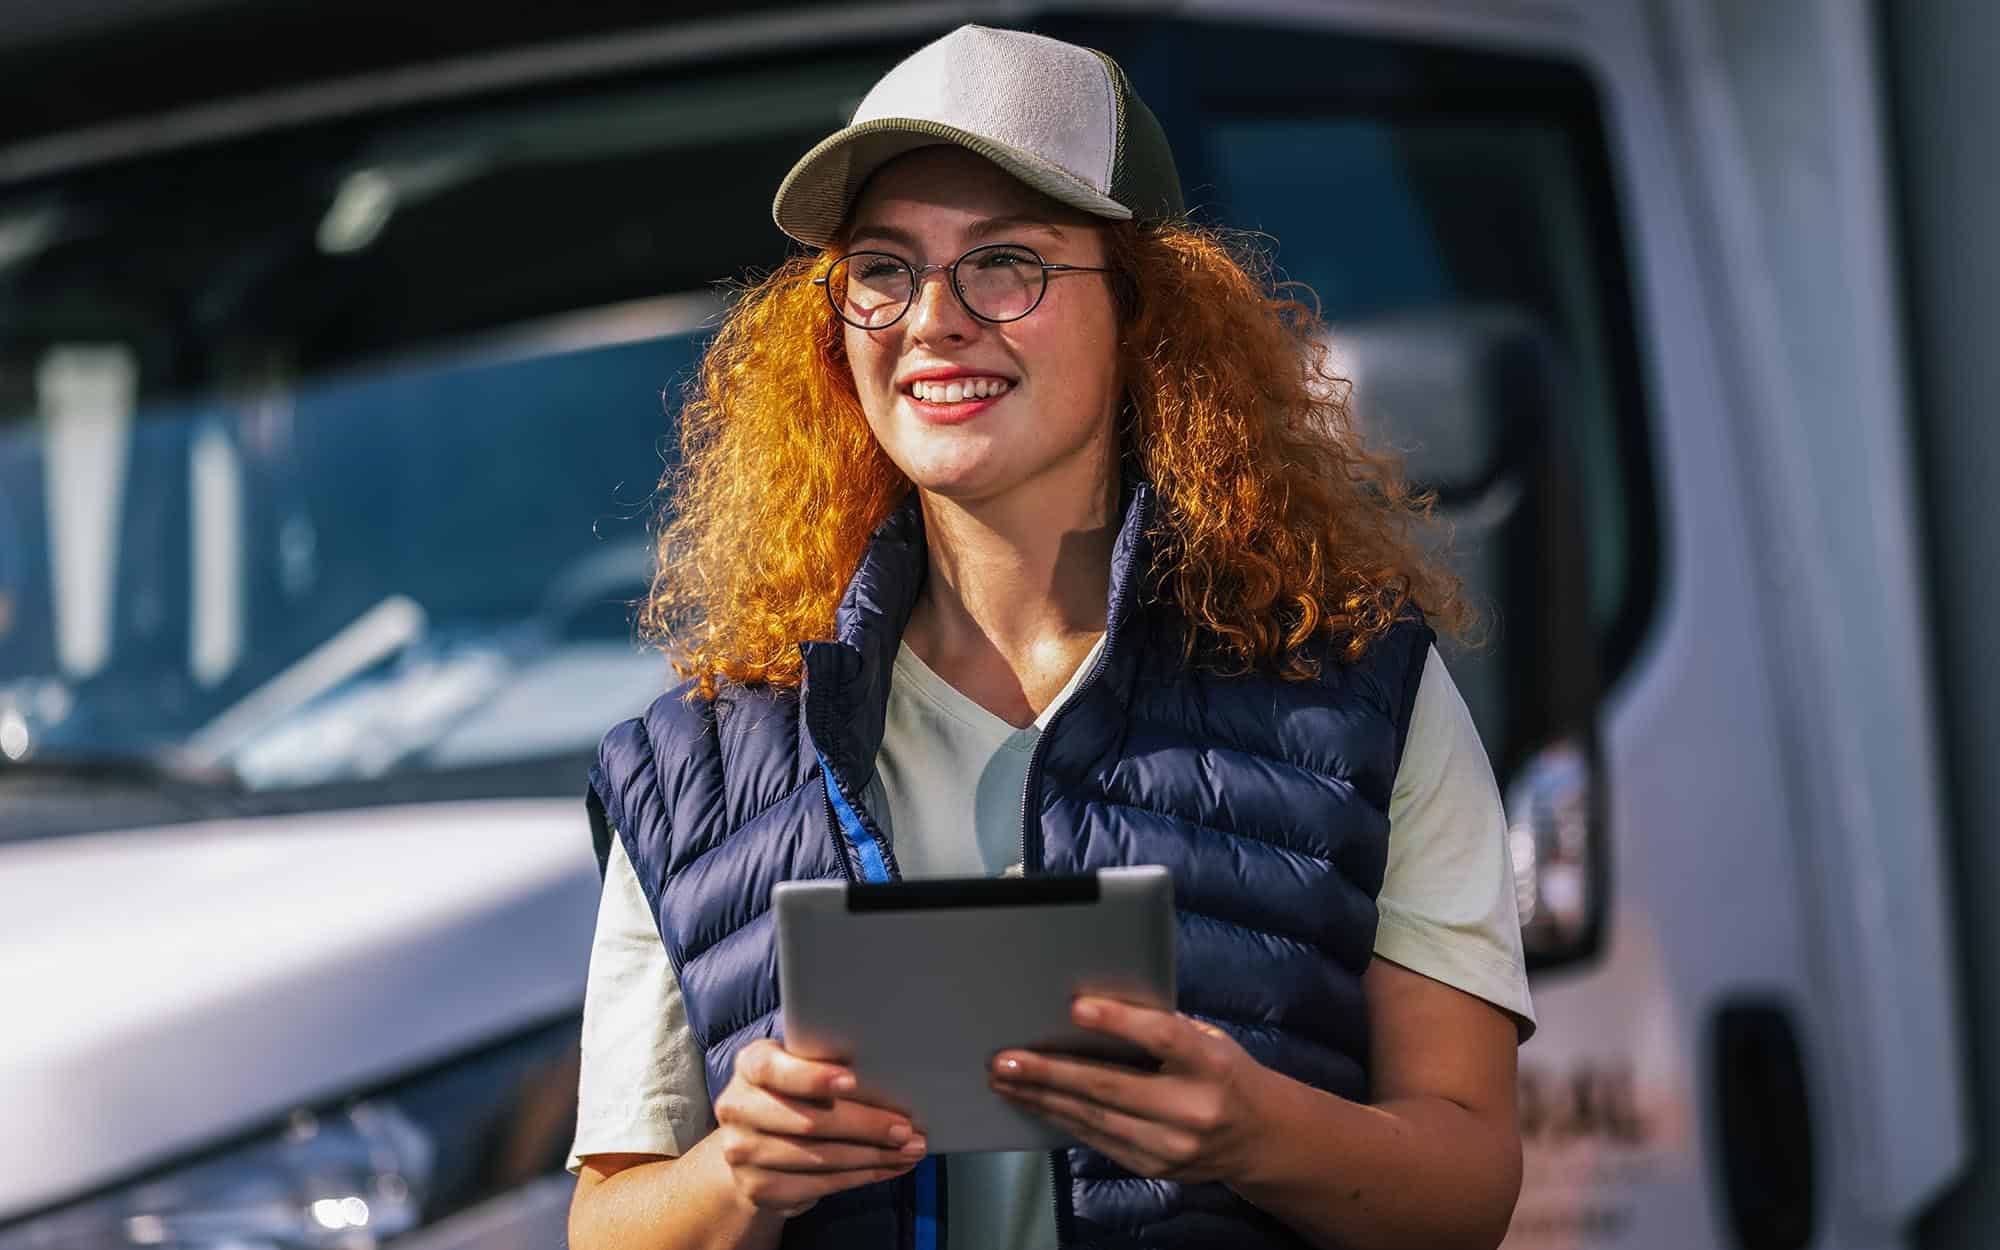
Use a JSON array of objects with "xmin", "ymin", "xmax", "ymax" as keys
[{"xmin": 1033, "ymin": 9, "xmax": 1851, "ymax": 1249}]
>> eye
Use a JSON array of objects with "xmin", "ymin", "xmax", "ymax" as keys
[
  {"xmin": 974, "ymin": 246, "xmax": 1039, "ymax": 269},
  {"xmin": 854, "ymin": 256, "xmax": 907, "ymax": 280}
]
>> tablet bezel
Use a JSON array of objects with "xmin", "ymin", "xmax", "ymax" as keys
[{"xmin": 773, "ymin": 864, "xmax": 1176, "ymax": 1154}]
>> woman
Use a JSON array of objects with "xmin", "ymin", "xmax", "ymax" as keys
[{"xmin": 568, "ymin": 24, "xmax": 1532, "ymax": 1250}]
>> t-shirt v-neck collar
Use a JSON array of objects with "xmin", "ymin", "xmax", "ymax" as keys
[{"xmin": 891, "ymin": 632, "xmax": 1108, "ymax": 748}]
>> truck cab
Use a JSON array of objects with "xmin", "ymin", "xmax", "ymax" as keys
[{"xmin": 0, "ymin": 4, "xmax": 1978, "ymax": 1248}]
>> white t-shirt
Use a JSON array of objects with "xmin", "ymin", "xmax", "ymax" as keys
[{"xmin": 568, "ymin": 641, "xmax": 1534, "ymax": 1250}]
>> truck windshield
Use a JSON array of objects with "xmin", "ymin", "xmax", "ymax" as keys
[
  {"xmin": 0, "ymin": 22, "xmax": 1656, "ymax": 839},
  {"xmin": 0, "ymin": 57, "xmax": 893, "ymax": 832},
  {"xmin": 2, "ymin": 312, "xmax": 701, "ymax": 788}
]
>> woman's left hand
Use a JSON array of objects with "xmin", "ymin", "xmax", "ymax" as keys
[{"xmin": 989, "ymin": 996, "xmax": 1273, "ymax": 1185}]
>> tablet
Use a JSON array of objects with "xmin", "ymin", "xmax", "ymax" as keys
[{"xmin": 773, "ymin": 865, "xmax": 1176, "ymax": 1154}]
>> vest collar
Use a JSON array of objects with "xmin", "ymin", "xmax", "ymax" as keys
[{"xmin": 800, "ymin": 469, "xmax": 1157, "ymax": 790}]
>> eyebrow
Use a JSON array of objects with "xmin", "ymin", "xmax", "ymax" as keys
[{"xmin": 843, "ymin": 215, "xmax": 1071, "ymax": 251}]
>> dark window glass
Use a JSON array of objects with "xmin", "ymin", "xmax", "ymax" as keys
[
  {"xmin": 1206, "ymin": 112, "xmax": 1642, "ymax": 656},
  {"xmin": 0, "ymin": 51, "xmax": 901, "ymax": 832}
]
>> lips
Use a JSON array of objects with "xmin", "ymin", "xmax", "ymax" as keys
[{"xmin": 904, "ymin": 391, "xmax": 1004, "ymax": 421}]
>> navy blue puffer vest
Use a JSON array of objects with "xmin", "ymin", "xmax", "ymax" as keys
[{"xmin": 587, "ymin": 476, "xmax": 1432, "ymax": 1249}]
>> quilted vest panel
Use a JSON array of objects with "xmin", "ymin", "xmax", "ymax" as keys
[{"xmin": 588, "ymin": 478, "xmax": 1432, "ymax": 1249}]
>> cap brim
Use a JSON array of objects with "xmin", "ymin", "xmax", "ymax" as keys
[{"xmin": 772, "ymin": 117, "xmax": 1132, "ymax": 248}]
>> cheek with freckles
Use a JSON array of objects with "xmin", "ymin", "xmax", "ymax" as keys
[{"xmin": 843, "ymin": 328, "xmax": 887, "ymax": 411}]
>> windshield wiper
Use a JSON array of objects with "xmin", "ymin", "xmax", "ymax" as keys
[
  {"xmin": 0, "ymin": 751, "xmax": 244, "ymax": 792},
  {"xmin": 0, "ymin": 750, "xmax": 252, "ymax": 843}
]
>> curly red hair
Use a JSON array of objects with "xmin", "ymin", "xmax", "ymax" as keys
[{"xmin": 642, "ymin": 220, "xmax": 1467, "ymax": 699}]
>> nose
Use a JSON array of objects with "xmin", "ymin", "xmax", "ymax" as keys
[{"xmin": 904, "ymin": 265, "xmax": 977, "ymax": 343}]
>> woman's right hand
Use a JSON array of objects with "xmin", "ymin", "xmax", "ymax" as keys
[{"xmin": 713, "ymin": 1039, "xmax": 928, "ymax": 1219}]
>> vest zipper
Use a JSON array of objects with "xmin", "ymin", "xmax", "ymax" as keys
[
  {"xmin": 823, "ymin": 766, "xmax": 945, "ymax": 1249},
  {"xmin": 823, "ymin": 790, "xmax": 855, "ymax": 882},
  {"xmin": 1019, "ymin": 627, "xmax": 1120, "ymax": 1250}
]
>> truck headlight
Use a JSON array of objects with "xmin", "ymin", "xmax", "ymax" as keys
[
  {"xmin": 0, "ymin": 1101, "xmax": 430, "ymax": 1249},
  {"xmin": 1, "ymin": 1017, "xmax": 577, "ymax": 1250}
]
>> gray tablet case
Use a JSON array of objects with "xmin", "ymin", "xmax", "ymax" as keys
[{"xmin": 774, "ymin": 865, "xmax": 1176, "ymax": 1154}]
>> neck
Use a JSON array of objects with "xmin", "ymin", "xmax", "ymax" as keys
[{"xmin": 904, "ymin": 452, "xmax": 1122, "ymax": 691}]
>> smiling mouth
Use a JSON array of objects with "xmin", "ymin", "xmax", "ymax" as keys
[{"xmin": 906, "ymin": 377, "xmax": 1013, "ymax": 404}]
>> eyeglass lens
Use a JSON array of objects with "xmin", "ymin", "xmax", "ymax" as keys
[{"xmin": 828, "ymin": 245, "xmax": 1046, "ymax": 328}]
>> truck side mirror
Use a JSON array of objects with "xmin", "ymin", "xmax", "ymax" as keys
[{"xmin": 1328, "ymin": 307, "xmax": 1607, "ymax": 971}]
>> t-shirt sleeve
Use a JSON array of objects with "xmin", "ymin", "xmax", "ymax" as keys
[
  {"xmin": 567, "ymin": 833, "xmax": 718, "ymax": 1173},
  {"xmin": 1373, "ymin": 645, "xmax": 1537, "ymax": 1042}
]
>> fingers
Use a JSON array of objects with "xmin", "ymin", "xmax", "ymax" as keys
[
  {"xmin": 988, "ymin": 1001, "xmax": 1239, "ymax": 1182},
  {"xmin": 719, "ymin": 1041, "xmax": 930, "ymax": 1217},
  {"xmin": 992, "ymin": 1040, "xmax": 1229, "ymax": 1139},
  {"xmin": 721, "ymin": 1078, "xmax": 919, "ymax": 1145},
  {"xmin": 720, "ymin": 1054, "xmax": 928, "ymax": 1168},
  {"xmin": 734, "ymin": 1038, "xmax": 865, "ymax": 1102},
  {"xmin": 1071, "ymin": 997, "xmax": 1201, "ymax": 1067},
  {"xmin": 716, "ymin": 1040, "xmax": 927, "ymax": 1221},
  {"xmin": 731, "ymin": 1160, "xmax": 920, "ymax": 1218},
  {"xmin": 991, "ymin": 1077, "xmax": 1194, "ymax": 1180},
  {"xmin": 994, "ymin": 1074, "xmax": 1196, "ymax": 1162},
  {"xmin": 725, "ymin": 1040, "xmax": 914, "ymax": 1135},
  {"xmin": 721, "ymin": 1126, "xmax": 928, "ymax": 1174},
  {"xmin": 992, "ymin": 1048, "xmax": 1159, "ymax": 1117}
]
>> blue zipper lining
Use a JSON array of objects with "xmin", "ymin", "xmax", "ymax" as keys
[
  {"xmin": 914, "ymin": 1158, "xmax": 940, "ymax": 1250},
  {"xmin": 816, "ymin": 751, "xmax": 940, "ymax": 1250},
  {"xmin": 820, "ymin": 753, "xmax": 891, "ymax": 884}
]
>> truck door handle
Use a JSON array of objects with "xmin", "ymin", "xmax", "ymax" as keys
[{"xmin": 1711, "ymin": 998, "xmax": 1815, "ymax": 1250}]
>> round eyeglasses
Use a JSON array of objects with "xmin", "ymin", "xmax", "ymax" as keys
[{"xmin": 814, "ymin": 243, "xmax": 1114, "ymax": 330}]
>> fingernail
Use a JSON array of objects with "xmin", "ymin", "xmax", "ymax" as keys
[
  {"xmin": 832, "ymin": 1073, "xmax": 857, "ymax": 1093},
  {"xmin": 887, "ymin": 1123, "xmax": 911, "ymax": 1143},
  {"xmin": 995, "ymin": 1056, "xmax": 1023, "ymax": 1076},
  {"xmin": 902, "ymin": 1137, "xmax": 928, "ymax": 1155},
  {"xmin": 1074, "ymin": 1001, "xmax": 1100, "ymax": 1024}
]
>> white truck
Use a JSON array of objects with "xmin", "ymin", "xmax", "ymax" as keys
[{"xmin": 0, "ymin": 2, "xmax": 1990, "ymax": 1248}]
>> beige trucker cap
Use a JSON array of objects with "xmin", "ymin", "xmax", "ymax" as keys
[{"xmin": 772, "ymin": 24, "xmax": 1185, "ymax": 247}]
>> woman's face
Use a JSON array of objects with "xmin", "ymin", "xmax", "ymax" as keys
[{"xmin": 839, "ymin": 146, "xmax": 1123, "ymax": 509}]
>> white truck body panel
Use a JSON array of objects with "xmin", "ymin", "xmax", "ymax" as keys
[{"xmin": 0, "ymin": 799, "xmax": 599, "ymax": 1221}]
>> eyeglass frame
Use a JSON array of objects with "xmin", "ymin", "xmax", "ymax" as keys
[{"xmin": 812, "ymin": 242, "xmax": 1115, "ymax": 329}]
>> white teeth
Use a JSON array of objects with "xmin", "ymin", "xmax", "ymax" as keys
[{"xmin": 911, "ymin": 377, "xmax": 1010, "ymax": 403}]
